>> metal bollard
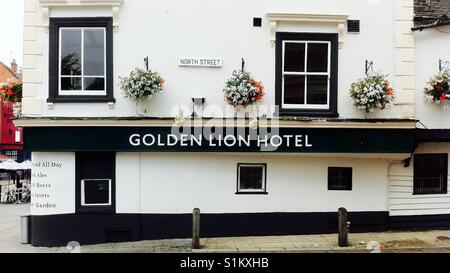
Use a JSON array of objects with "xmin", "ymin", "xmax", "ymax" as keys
[
  {"xmin": 21, "ymin": 215, "xmax": 31, "ymax": 244},
  {"xmin": 338, "ymin": 208, "xmax": 349, "ymax": 247},
  {"xmin": 192, "ymin": 208, "xmax": 201, "ymax": 249}
]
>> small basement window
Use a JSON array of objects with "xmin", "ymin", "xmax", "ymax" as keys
[
  {"xmin": 328, "ymin": 167, "xmax": 352, "ymax": 191},
  {"xmin": 81, "ymin": 179, "xmax": 112, "ymax": 206},
  {"xmin": 414, "ymin": 154, "xmax": 448, "ymax": 195},
  {"xmin": 237, "ymin": 164, "xmax": 267, "ymax": 194}
]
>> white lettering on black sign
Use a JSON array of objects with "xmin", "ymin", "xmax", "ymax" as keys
[{"xmin": 129, "ymin": 134, "xmax": 312, "ymax": 149}]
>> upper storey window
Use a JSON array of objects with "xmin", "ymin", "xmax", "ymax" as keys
[
  {"xmin": 60, "ymin": 27, "xmax": 106, "ymax": 95},
  {"xmin": 49, "ymin": 18, "xmax": 114, "ymax": 103},
  {"xmin": 276, "ymin": 33, "xmax": 338, "ymax": 117}
]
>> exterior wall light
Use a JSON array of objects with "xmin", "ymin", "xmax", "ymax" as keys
[
  {"xmin": 174, "ymin": 105, "xmax": 185, "ymax": 126},
  {"xmin": 192, "ymin": 98, "xmax": 206, "ymax": 118}
]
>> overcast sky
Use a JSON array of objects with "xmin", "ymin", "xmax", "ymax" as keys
[{"xmin": 0, "ymin": 0, "xmax": 24, "ymax": 66}]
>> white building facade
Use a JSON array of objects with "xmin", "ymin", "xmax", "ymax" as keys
[{"xmin": 16, "ymin": 0, "xmax": 450, "ymax": 247}]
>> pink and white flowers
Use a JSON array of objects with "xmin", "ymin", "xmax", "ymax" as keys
[
  {"xmin": 223, "ymin": 70, "xmax": 265, "ymax": 107},
  {"xmin": 424, "ymin": 70, "xmax": 450, "ymax": 104},
  {"xmin": 119, "ymin": 68, "xmax": 165, "ymax": 102},
  {"xmin": 350, "ymin": 73, "xmax": 395, "ymax": 113}
]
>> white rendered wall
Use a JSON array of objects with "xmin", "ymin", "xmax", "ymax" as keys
[
  {"xmin": 115, "ymin": 153, "xmax": 391, "ymax": 214},
  {"xmin": 415, "ymin": 25, "xmax": 450, "ymax": 129},
  {"xmin": 24, "ymin": 0, "xmax": 404, "ymax": 119},
  {"xmin": 31, "ymin": 152, "xmax": 390, "ymax": 215},
  {"xmin": 31, "ymin": 152, "xmax": 76, "ymax": 216},
  {"xmin": 30, "ymin": 148, "xmax": 450, "ymax": 217},
  {"xmin": 389, "ymin": 143, "xmax": 450, "ymax": 216},
  {"xmin": 116, "ymin": 152, "xmax": 140, "ymax": 214}
]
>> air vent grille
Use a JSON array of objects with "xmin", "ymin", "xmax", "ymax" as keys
[
  {"xmin": 347, "ymin": 20, "xmax": 360, "ymax": 33},
  {"xmin": 253, "ymin": 17, "xmax": 262, "ymax": 27}
]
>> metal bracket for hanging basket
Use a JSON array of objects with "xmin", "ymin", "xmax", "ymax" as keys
[
  {"xmin": 241, "ymin": 58, "xmax": 246, "ymax": 72},
  {"xmin": 144, "ymin": 57, "xmax": 149, "ymax": 71},
  {"xmin": 365, "ymin": 60, "xmax": 374, "ymax": 75},
  {"xmin": 439, "ymin": 59, "xmax": 449, "ymax": 72}
]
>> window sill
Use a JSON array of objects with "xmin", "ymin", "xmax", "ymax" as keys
[
  {"xmin": 48, "ymin": 97, "xmax": 116, "ymax": 104},
  {"xmin": 277, "ymin": 109, "xmax": 339, "ymax": 118},
  {"xmin": 412, "ymin": 192, "xmax": 448, "ymax": 196},
  {"xmin": 235, "ymin": 192, "xmax": 269, "ymax": 195}
]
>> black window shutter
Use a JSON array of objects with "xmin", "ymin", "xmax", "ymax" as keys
[{"xmin": 76, "ymin": 152, "xmax": 116, "ymax": 213}]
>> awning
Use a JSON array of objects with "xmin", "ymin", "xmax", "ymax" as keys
[{"xmin": 0, "ymin": 159, "xmax": 30, "ymax": 170}]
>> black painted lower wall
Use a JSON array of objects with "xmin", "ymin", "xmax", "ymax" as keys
[
  {"xmin": 31, "ymin": 212, "xmax": 450, "ymax": 247},
  {"xmin": 31, "ymin": 212, "xmax": 389, "ymax": 247},
  {"xmin": 390, "ymin": 214, "xmax": 450, "ymax": 230}
]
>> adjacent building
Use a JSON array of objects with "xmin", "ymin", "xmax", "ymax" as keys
[
  {"xmin": 16, "ymin": 0, "xmax": 450, "ymax": 247},
  {"xmin": 0, "ymin": 61, "xmax": 28, "ymax": 162}
]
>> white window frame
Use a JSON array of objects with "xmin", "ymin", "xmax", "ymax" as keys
[
  {"xmin": 237, "ymin": 164, "xmax": 267, "ymax": 193},
  {"xmin": 59, "ymin": 27, "xmax": 107, "ymax": 96},
  {"xmin": 81, "ymin": 179, "xmax": 112, "ymax": 207},
  {"xmin": 281, "ymin": 40, "xmax": 331, "ymax": 110}
]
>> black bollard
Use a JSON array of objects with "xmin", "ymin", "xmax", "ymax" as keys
[
  {"xmin": 192, "ymin": 208, "xmax": 201, "ymax": 249},
  {"xmin": 338, "ymin": 207, "xmax": 349, "ymax": 247}
]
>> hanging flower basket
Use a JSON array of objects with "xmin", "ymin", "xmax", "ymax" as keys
[
  {"xmin": 223, "ymin": 70, "xmax": 265, "ymax": 108},
  {"xmin": 423, "ymin": 70, "xmax": 450, "ymax": 104},
  {"xmin": 119, "ymin": 68, "xmax": 165, "ymax": 102},
  {"xmin": 350, "ymin": 73, "xmax": 395, "ymax": 113},
  {"xmin": 0, "ymin": 78, "xmax": 22, "ymax": 104}
]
